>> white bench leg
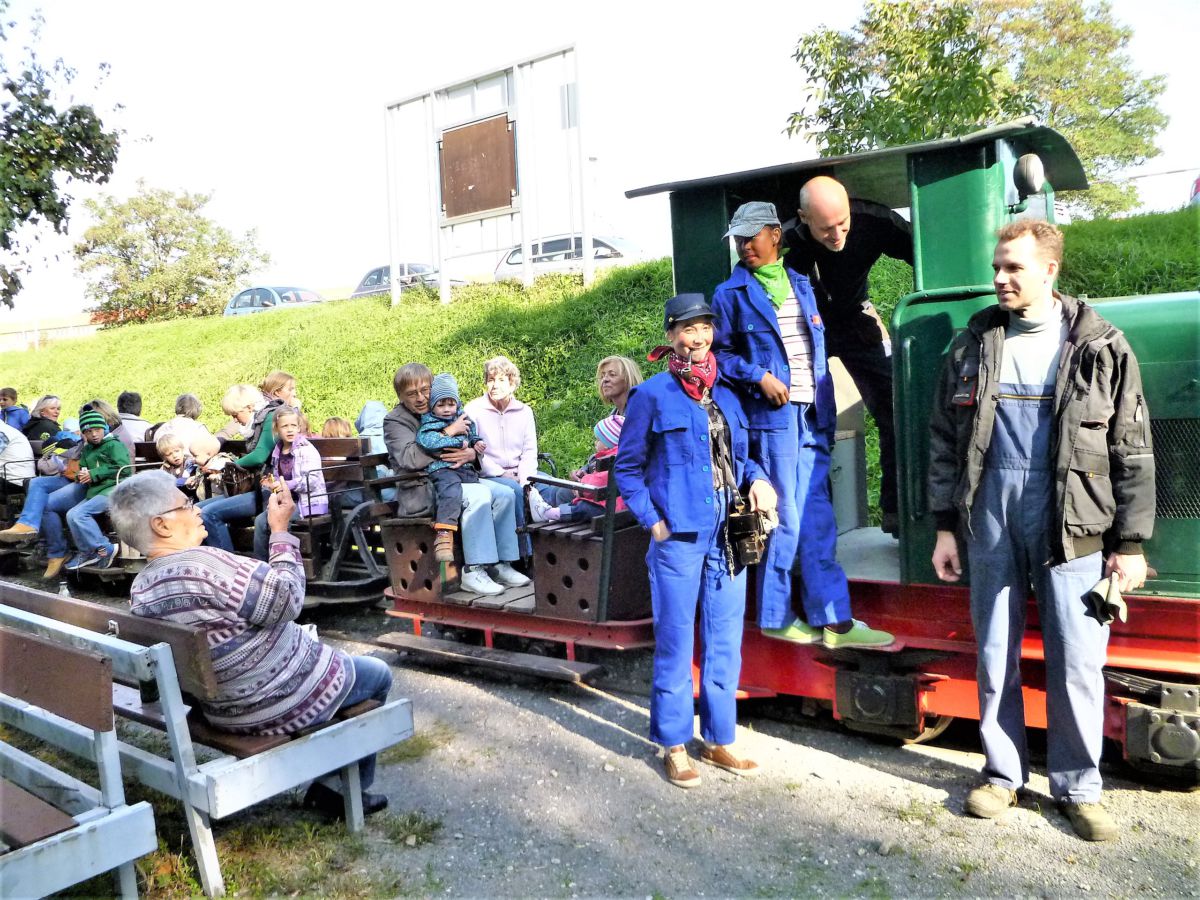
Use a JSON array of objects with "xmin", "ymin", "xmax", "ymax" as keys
[
  {"xmin": 339, "ymin": 763, "xmax": 364, "ymax": 831},
  {"xmin": 181, "ymin": 802, "xmax": 225, "ymax": 897},
  {"xmin": 115, "ymin": 860, "xmax": 139, "ymax": 899}
]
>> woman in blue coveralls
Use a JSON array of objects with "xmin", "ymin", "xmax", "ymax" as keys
[
  {"xmin": 711, "ymin": 201, "xmax": 892, "ymax": 649},
  {"xmin": 614, "ymin": 293, "xmax": 778, "ymax": 789}
]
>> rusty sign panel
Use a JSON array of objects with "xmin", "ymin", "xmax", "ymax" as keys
[{"xmin": 439, "ymin": 114, "xmax": 517, "ymax": 219}]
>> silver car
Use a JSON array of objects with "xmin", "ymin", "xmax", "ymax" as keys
[
  {"xmin": 351, "ymin": 263, "xmax": 456, "ymax": 299},
  {"xmin": 493, "ymin": 235, "xmax": 642, "ymax": 281}
]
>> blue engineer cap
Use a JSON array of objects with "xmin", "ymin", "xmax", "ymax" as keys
[{"xmin": 664, "ymin": 292, "xmax": 714, "ymax": 330}]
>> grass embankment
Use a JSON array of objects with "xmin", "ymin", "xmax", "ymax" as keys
[
  {"xmin": 0, "ymin": 263, "xmax": 671, "ymax": 471},
  {"xmin": 1060, "ymin": 205, "xmax": 1199, "ymax": 298}
]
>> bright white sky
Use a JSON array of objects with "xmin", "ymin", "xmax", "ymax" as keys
[{"xmin": 4, "ymin": 0, "xmax": 1197, "ymax": 323}]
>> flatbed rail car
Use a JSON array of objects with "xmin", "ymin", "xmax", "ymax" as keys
[
  {"xmin": 380, "ymin": 460, "xmax": 655, "ymax": 675},
  {"xmin": 626, "ymin": 118, "xmax": 1199, "ymax": 782}
]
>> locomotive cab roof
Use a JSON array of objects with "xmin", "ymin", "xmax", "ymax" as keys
[{"xmin": 626, "ymin": 118, "xmax": 1087, "ymax": 296}]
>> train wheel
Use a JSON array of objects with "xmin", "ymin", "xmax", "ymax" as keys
[{"xmin": 904, "ymin": 715, "xmax": 955, "ymax": 745}]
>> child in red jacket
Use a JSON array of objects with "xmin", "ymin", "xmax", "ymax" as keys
[{"xmin": 529, "ymin": 414, "xmax": 626, "ymax": 523}]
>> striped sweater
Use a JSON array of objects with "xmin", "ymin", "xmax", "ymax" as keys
[{"xmin": 129, "ymin": 534, "xmax": 354, "ymax": 735}]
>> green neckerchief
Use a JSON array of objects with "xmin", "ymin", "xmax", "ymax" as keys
[{"xmin": 751, "ymin": 260, "xmax": 789, "ymax": 309}]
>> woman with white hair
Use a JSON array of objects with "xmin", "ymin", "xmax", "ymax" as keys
[
  {"xmin": 151, "ymin": 393, "xmax": 211, "ymax": 448},
  {"xmin": 463, "ymin": 355, "xmax": 538, "ymax": 553},
  {"xmin": 108, "ymin": 470, "xmax": 393, "ymax": 819}
]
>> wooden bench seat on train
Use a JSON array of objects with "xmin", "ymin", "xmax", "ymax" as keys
[
  {"xmin": 379, "ymin": 457, "xmax": 651, "ymax": 623},
  {"xmin": 0, "ymin": 624, "xmax": 157, "ymax": 899},
  {"xmin": 0, "ymin": 584, "xmax": 415, "ymax": 898}
]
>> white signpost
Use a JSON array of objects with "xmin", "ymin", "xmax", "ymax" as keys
[{"xmin": 384, "ymin": 45, "xmax": 592, "ymax": 304}]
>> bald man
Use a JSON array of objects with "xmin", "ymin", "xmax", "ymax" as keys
[{"xmin": 783, "ymin": 176, "xmax": 912, "ymax": 537}]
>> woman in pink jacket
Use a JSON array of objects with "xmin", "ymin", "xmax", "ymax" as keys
[{"xmin": 463, "ymin": 356, "xmax": 537, "ymax": 552}]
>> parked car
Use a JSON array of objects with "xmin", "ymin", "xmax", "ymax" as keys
[
  {"xmin": 223, "ymin": 286, "xmax": 322, "ymax": 316},
  {"xmin": 493, "ymin": 234, "xmax": 643, "ymax": 281},
  {"xmin": 351, "ymin": 263, "xmax": 462, "ymax": 299}
]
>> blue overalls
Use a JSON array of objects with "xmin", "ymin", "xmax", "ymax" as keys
[
  {"xmin": 967, "ymin": 381, "xmax": 1109, "ymax": 802},
  {"xmin": 614, "ymin": 373, "xmax": 766, "ymax": 748},
  {"xmin": 711, "ymin": 264, "xmax": 850, "ymax": 629}
]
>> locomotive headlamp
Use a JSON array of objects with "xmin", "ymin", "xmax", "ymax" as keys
[{"xmin": 1014, "ymin": 153, "xmax": 1047, "ymax": 199}]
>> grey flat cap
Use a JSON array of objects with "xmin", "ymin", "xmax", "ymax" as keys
[{"xmin": 723, "ymin": 201, "xmax": 781, "ymax": 239}]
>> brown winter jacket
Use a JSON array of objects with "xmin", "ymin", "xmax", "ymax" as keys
[
  {"xmin": 928, "ymin": 293, "xmax": 1155, "ymax": 564},
  {"xmin": 381, "ymin": 402, "xmax": 437, "ymax": 517}
]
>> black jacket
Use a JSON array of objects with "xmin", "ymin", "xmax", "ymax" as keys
[{"xmin": 928, "ymin": 294, "xmax": 1155, "ymax": 563}]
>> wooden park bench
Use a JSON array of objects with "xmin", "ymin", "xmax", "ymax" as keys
[
  {"xmin": 0, "ymin": 624, "xmax": 157, "ymax": 898},
  {"xmin": 0, "ymin": 582, "xmax": 415, "ymax": 897}
]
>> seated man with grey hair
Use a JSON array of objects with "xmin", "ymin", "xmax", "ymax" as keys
[{"xmin": 108, "ymin": 470, "xmax": 394, "ymax": 819}]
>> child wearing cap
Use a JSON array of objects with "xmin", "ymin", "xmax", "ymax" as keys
[
  {"xmin": 58, "ymin": 408, "xmax": 131, "ymax": 574},
  {"xmin": 415, "ymin": 373, "xmax": 486, "ymax": 563},
  {"xmin": 529, "ymin": 414, "xmax": 627, "ymax": 523}
]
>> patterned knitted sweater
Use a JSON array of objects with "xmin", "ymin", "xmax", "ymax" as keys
[{"xmin": 129, "ymin": 534, "xmax": 354, "ymax": 735}]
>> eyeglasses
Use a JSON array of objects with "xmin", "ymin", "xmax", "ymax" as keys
[
  {"xmin": 153, "ymin": 498, "xmax": 196, "ymax": 518},
  {"xmin": 402, "ymin": 386, "xmax": 431, "ymax": 401}
]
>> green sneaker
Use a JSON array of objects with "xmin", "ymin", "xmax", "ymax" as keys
[
  {"xmin": 762, "ymin": 618, "xmax": 821, "ymax": 644},
  {"xmin": 1058, "ymin": 801, "xmax": 1118, "ymax": 842},
  {"xmin": 823, "ymin": 619, "xmax": 895, "ymax": 649}
]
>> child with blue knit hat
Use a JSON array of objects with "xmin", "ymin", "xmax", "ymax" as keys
[
  {"xmin": 416, "ymin": 373, "xmax": 486, "ymax": 562},
  {"xmin": 529, "ymin": 413, "xmax": 626, "ymax": 523}
]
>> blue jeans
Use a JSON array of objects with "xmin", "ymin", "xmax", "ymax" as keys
[
  {"xmin": 485, "ymin": 475, "xmax": 530, "ymax": 555},
  {"xmin": 40, "ymin": 482, "xmax": 88, "ymax": 558},
  {"xmin": 67, "ymin": 494, "xmax": 113, "ymax": 557},
  {"xmin": 750, "ymin": 403, "xmax": 850, "ymax": 629},
  {"xmin": 319, "ymin": 655, "xmax": 393, "ymax": 790},
  {"xmin": 18, "ymin": 475, "xmax": 71, "ymax": 527},
  {"xmin": 459, "ymin": 479, "xmax": 520, "ymax": 566},
  {"xmin": 253, "ymin": 510, "xmax": 298, "ymax": 560},
  {"xmin": 199, "ymin": 491, "xmax": 263, "ymax": 552}
]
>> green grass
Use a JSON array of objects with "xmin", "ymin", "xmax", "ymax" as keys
[
  {"xmin": 1060, "ymin": 205, "xmax": 1199, "ymax": 299},
  {"xmin": 379, "ymin": 720, "xmax": 455, "ymax": 764}
]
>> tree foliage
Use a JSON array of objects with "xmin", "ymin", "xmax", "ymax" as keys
[
  {"xmin": 787, "ymin": 1, "xmax": 1030, "ymax": 156},
  {"xmin": 75, "ymin": 183, "xmax": 268, "ymax": 327},
  {"xmin": 787, "ymin": 0, "xmax": 1167, "ymax": 215},
  {"xmin": 0, "ymin": 2, "xmax": 120, "ymax": 308}
]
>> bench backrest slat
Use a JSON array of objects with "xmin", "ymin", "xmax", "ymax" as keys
[
  {"xmin": 0, "ymin": 625, "xmax": 113, "ymax": 731},
  {"xmin": 0, "ymin": 583, "xmax": 218, "ymax": 697}
]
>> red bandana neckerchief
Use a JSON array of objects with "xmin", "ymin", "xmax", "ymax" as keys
[{"xmin": 648, "ymin": 346, "xmax": 718, "ymax": 401}]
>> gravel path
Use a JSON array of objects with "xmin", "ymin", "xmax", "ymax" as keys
[{"xmin": 326, "ymin": 616, "xmax": 1198, "ymax": 900}]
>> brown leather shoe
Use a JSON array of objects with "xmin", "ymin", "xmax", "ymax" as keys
[
  {"xmin": 699, "ymin": 743, "xmax": 761, "ymax": 777},
  {"xmin": 42, "ymin": 557, "xmax": 67, "ymax": 580},
  {"xmin": 0, "ymin": 522, "xmax": 38, "ymax": 543},
  {"xmin": 663, "ymin": 745, "xmax": 701, "ymax": 788}
]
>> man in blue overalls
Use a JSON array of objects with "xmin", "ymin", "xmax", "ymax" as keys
[
  {"xmin": 713, "ymin": 201, "xmax": 893, "ymax": 649},
  {"xmin": 929, "ymin": 220, "xmax": 1155, "ymax": 841}
]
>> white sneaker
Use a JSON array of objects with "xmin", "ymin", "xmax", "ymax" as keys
[
  {"xmin": 527, "ymin": 487, "xmax": 552, "ymax": 523},
  {"xmin": 461, "ymin": 566, "xmax": 505, "ymax": 596},
  {"xmin": 491, "ymin": 562, "xmax": 531, "ymax": 587}
]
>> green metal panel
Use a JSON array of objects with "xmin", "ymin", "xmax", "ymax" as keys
[
  {"xmin": 909, "ymin": 144, "xmax": 1007, "ymax": 292},
  {"xmin": 1090, "ymin": 292, "xmax": 1200, "ymax": 597},
  {"xmin": 891, "ymin": 289, "xmax": 996, "ymax": 586},
  {"xmin": 669, "ymin": 188, "xmax": 733, "ymax": 298},
  {"xmin": 895, "ymin": 290, "xmax": 1200, "ymax": 598}
]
